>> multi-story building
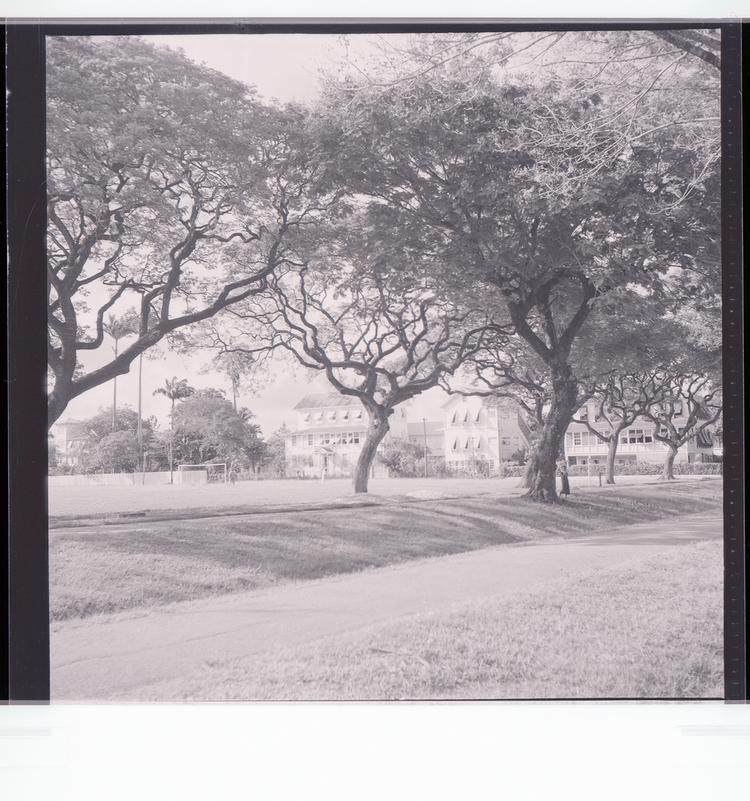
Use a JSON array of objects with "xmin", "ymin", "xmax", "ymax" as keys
[
  {"xmin": 441, "ymin": 395, "xmax": 530, "ymax": 474},
  {"xmin": 284, "ymin": 389, "xmax": 721, "ymax": 480},
  {"xmin": 49, "ymin": 418, "xmax": 90, "ymax": 469},
  {"xmin": 284, "ymin": 392, "xmax": 409, "ymax": 478},
  {"xmin": 564, "ymin": 398, "xmax": 718, "ymax": 467}
]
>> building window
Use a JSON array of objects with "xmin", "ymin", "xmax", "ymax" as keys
[
  {"xmin": 303, "ymin": 412, "xmax": 311, "ymax": 422},
  {"xmin": 328, "ymin": 410, "xmax": 337, "ymax": 421},
  {"xmin": 627, "ymin": 429, "xmax": 647, "ymax": 444},
  {"xmin": 463, "ymin": 409, "xmax": 470, "ymax": 423},
  {"xmin": 573, "ymin": 432, "xmax": 582, "ymax": 446},
  {"xmin": 452, "ymin": 438, "xmax": 458, "ymax": 451},
  {"xmin": 291, "ymin": 435, "xmax": 297, "ymax": 447},
  {"xmin": 351, "ymin": 432, "xmax": 361, "ymax": 444},
  {"xmin": 451, "ymin": 410, "xmax": 457, "ymax": 424},
  {"xmin": 341, "ymin": 410, "xmax": 349, "ymax": 421},
  {"xmin": 475, "ymin": 409, "xmax": 481, "ymax": 423},
  {"xmin": 644, "ymin": 431, "xmax": 653, "ymax": 443},
  {"xmin": 501, "ymin": 436, "xmax": 510, "ymax": 446},
  {"xmin": 578, "ymin": 406, "xmax": 588, "ymax": 420},
  {"xmin": 307, "ymin": 435, "xmax": 313, "ymax": 446}
]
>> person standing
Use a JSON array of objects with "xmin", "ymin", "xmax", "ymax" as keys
[{"xmin": 558, "ymin": 458, "xmax": 571, "ymax": 497}]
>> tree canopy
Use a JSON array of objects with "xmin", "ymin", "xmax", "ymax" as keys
[{"xmin": 46, "ymin": 36, "xmax": 339, "ymax": 427}]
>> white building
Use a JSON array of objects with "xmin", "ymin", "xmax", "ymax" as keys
[
  {"xmin": 49, "ymin": 419, "xmax": 89, "ymax": 468},
  {"xmin": 442, "ymin": 395, "xmax": 530, "ymax": 474},
  {"xmin": 564, "ymin": 398, "xmax": 719, "ymax": 467},
  {"xmin": 284, "ymin": 392, "xmax": 409, "ymax": 478}
]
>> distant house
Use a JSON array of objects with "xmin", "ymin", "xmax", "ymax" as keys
[
  {"xmin": 441, "ymin": 396, "xmax": 529, "ymax": 474},
  {"xmin": 406, "ymin": 420, "xmax": 445, "ymax": 456},
  {"xmin": 283, "ymin": 392, "xmax": 410, "ymax": 478},
  {"xmin": 564, "ymin": 398, "xmax": 719, "ymax": 467},
  {"xmin": 49, "ymin": 419, "xmax": 90, "ymax": 468}
]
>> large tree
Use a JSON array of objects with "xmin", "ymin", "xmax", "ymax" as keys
[
  {"xmin": 642, "ymin": 370, "xmax": 722, "ymax": 480},
  {"xmin": 571, "ymin": 373, "xmax": 656, "ymax": 485},
  {"xmin": 171, "ymin": 389, "xmax": 265, "ymax": 470},
  {"xmin": 217, "ymin": 257, "xmax": 491, "ymax": 493},
  {"xmin": 315, "ymin": 53, "xmax": 720, "ymax": 499},
  {"xmin": 72, "ymin": 406, "xmax": 157, "ymax": 474},
  {"xmin": 46, "ymin": 37, "xmax": 334, "ymax": 427}
]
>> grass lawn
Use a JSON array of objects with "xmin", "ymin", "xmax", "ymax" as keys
[
  {"xmin": 48, "ymin": 473, "xmax": 699, "ymax": 520},
  {"xmin": 51, "ymin": 480, "xmax": 721, "ymax": 623},
  {"xmin": 142, "ymin": 539, "xmax": 723, "ymax": 701}
]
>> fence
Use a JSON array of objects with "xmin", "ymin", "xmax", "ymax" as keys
[{"xmin": 48, "ymin": 470, "xmax": 208, "ymax": 487}]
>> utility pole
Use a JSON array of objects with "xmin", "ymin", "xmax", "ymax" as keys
[
  {"xmin": 137, "ymin": 353, "xmax": 144, "ymax": 480},
  {"xmin": 112, "ymin": 337, "xmax": 118, "ymax": 431},
  {"xmin": 422, "ymin": 417, "xmax": 428, "ymax": 477},
  {"xmin": 496, "ymin": 400, "xmax": 502, "ymax": 476}
]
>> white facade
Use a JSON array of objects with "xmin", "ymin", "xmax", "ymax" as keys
[
  {"xmin": 49, "ymin": 419, "xmax": 89, "ymax": 468},
  {"xmin": 564, "ymin": 399, "xmax": 718, "ymax": 466},
  {"xmin": 284, "ymin": 393, "xmax": 409, "ymax": 478},
  {"xmin": 442, "ymin": 396, "xmax": 528, "ymax": 474}
]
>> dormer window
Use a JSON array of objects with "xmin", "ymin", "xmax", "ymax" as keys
[
  {"xmin": 464, "ymin": 438, "xmax": 470, "ymax": 450},
  {"xmin": 475, "ymin": 409, "xmax": 481, "ymax": 423},
  {"xmin": 341, "ymin": 410, "xmax": 349, "ymax": 421},
  {"xmin": 315, "ymin": 411, "xmax": 323, "ymax": 422},
  {"xmin": 452, "ymin": 438, "xmax": 458, "ymax": 451},
  {"xmin": 355, "ymin": 409, "xmax": 363, "ymax": 420},
  {"xmin": 328, "ymin": 410, "xmax": 336, "ymax": 421},
  {"xmin": 303, "ymin": 413, "xmax": 311, "ymax": 422},
  {"xmin": 451, "ymin": 410, "xmax": 457, "ymax": 424},
  {"xmin": 463, "ymin": 410, "xmax": 470, "ymax": 423}
]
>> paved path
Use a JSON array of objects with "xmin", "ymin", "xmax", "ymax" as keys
[{"xmin": 51, "ymin": 512, "xmax": 721, "ymax": 700}]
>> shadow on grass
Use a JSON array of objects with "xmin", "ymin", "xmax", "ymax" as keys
[{"xmin": 51, "ymin": 482, "xmax": 722, "ymax": 622}]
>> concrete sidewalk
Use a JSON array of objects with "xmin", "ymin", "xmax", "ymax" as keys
[{"xmin": 51, "ymin": 512, "xmax": 721, "ymax": 701}]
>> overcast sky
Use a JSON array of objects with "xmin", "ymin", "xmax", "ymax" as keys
[{"xmin": 58, "ymin": 33, "xmax": 449, "ymax": 436}]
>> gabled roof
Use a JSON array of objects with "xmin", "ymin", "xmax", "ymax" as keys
[
  {"xmin": 293, "ymin": 392, "xmax": 361, "ymax": 410},
  {"xmin": 441, "ymin": 394, "xmax": 510, "ymax": 410}
]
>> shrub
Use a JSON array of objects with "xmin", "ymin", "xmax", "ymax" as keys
[{"xmin": 567, "ymin": 460, "xmax": 722, "ymax": 477}]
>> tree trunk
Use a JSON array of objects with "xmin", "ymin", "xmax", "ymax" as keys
[
  {"xmin": 112, "ymin": 339, "xmax": 119, "ymax": 431},
  {"xmin": 169, "ymin": 397, "xmax": 175, "ymax": 484},
  {"xmin": 661, "ymin": 445, "xmax": 678, "ymax": 480},
  {"xmin": 524, "ymin": 374, "xmax": 578, "ymax": 502},
  {"xmin": 48, "ymin": 391, "xmax": 68, "ymax": 430},
  {"xmin": 605, "ymin": 436, "xmax": 618, "ymax": 484},
  {"xmin": 353, "ymin": 413, "xmax": 390, "ymax": 494},
  {"xmin": 137, "ymin": 354, "xmax": 143, "ymax": 473}
]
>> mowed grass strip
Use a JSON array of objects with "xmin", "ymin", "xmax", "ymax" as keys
[
  {"xmin": 50, "ymin": 480, "xmax": 722, "ymax": 622},
  {"xmin": 141, "ymin": 539, "xmax": 722, "ymax": 701}
]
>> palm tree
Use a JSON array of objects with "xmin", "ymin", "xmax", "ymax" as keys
[
  {"xmin": 103, "ymin": 312, "xmax": 139, "ymax": 431},
  {"xmin": 153, "ymin": 377, "xmax": 194, "ymax": 483}
]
